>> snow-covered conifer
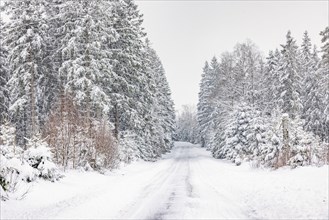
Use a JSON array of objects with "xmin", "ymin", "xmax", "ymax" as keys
[
  {"xmin": 197, "ymin": 58, "xmax": 219, "ymax": 148},
  {"xmin": 0, "ymin": 18, "xmax": 9, "ymax": 124},
  {"xmin": 318, "ymin": 27, "xmax": 329, "ymax": 142},
  {"xmin": 277, "ymin": 31, "xmax": 303, "ymax": 120},
  {"xmin": 4, "ymin": 0, "xmax": 49, "ymax": 146}
]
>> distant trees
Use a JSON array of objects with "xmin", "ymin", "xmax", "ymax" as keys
[
  {"xmin": 175, "ymin": 105, "xmax": 199, "ymax": 144},
  {"xmin": 0, "ymin": 0, "xmax": 175, "ymax": 194},
  {"xmin": 198, "ymin": 28, "xmax": 329, "ymax": 168}
]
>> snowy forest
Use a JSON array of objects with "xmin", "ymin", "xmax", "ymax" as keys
[
  {"xmin": 0, "ymin": 1, "xmax": 328, "ymax": 219},
  {"xmin": 176, "ymin": 28, "xmax": 329, "ymax": 168},
  {"xmin": 0, "ymin": 0, "xmax": 176, "ymax": 196}
]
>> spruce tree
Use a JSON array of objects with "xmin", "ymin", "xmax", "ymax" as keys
[
  {"xmin": 4, "ymin": 0, "xmax": 49, "ymax": 146},
  {"xmin": 144, "ymin": 40, "xmax": 175, "ymax": 154},
  {"xmin": 58, "ymin": 0, "xmax": 113, "ymax": 118},
  {"xmin": 197, "ymin": 58, "xmax": 218, "ymax": 148},
  {"xmin": 277, "ymin": 31, "xmax": 303, "ymax": 119},
  {"xmin": 303, "ymin": 45, "xmax": 322, "ymax": 138},
  {"xmin": 319, "ymin": 27, "xmax": 329, "ymax": 142},
  {"xmin": 299, "ymin": 31, "xmax": 316, "ymax": 118},
  {"xmin": 0, "ymin": 18, "xmax": 9, "ymax": 124},
  {"xmin": 108, "ymin": 0, "xmax": 147, "ymax": 141},
  {"xmin": 262, "ymin": 49, "xmax": 281, "ymax": 114}
]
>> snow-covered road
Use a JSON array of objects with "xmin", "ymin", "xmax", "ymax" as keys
[{"xmin": 1, "ymin": 142, "xmax": 328, "ymax": 219}]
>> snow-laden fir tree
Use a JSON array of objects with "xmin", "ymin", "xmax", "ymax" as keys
[
  {"xmin": 35, "ymin": 0, "xmax": 63, "ymax": 127},
  {"xmin": 144, "ymin": 40, "xmax": 176, "ymax": 153},
  {"xmin": 318, "ymin": 27, "xmax": 329, "ymax": 142},
  {"xmin": 220, "ymin": 104, "xmax": 268, "ymax": 165},
  {"xmin": 215, "ymin": 103, "xmax": 255, "ymax": 165},
  {"xmin": 57, "ymin": 0, "xmax": 114, "ymax": 119},
  {"xmin": 108, "ymin": 0, "xmax": 146, "ymax": 140},
  {"xmin": 0, "ymin": 18, "xmax": 9, "ymax": 124},
  {"xmin": 288, "ymin": 117, "xmax": 316, "ymax": 168},
  {"xmin": 262, "ymin": 49, "xmax": 281, "ymax": 114},
  {"xmin": 197, "ymin": 58, "xmax": 219, "ymax": 148},
  {"xmin": 4, "ymin": 0, "xmax": 49, "ymax": 146},
  {"xmin": 135, "ymin": 40, "xmax": 160, "ymax": 159},
  {"xmin": 303, "ymin": 46, "xmax": 323, "ymax": 138},
  {"xmin": 153, "ymin": 59, "xmax": 176, "ymax": 152},
  {"xmin": 107, "ymin": 0, "xmax": 176, "ymax": 160},
  {"xmin": 277, "ymin": 31, "xmax": 303, "ymax": 120},
  {"xmin": 255, "ymin": 110, "xmax": 282, "ymax": 168},
  {"xmin": 300, "ymin": 31, "xmax": 321, "ymax": 126},
  {"xmin": 208, "ymin": 53, "xmax": 235, "ymax": 152},
  {"xmin": 130, "ymin": 39, "xmax": 164, "ymax": 160},
  {"xmin": 299, "ymin": 31, "xmax": 313, "ymax": 84}
]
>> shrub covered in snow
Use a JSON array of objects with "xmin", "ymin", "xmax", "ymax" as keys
[
  {"xmin": 25, "ymin": 135, "xmax": 61, "ymax": 181},
  {"xmin": 0, "ymin": 123, "xmax": 62, "ymax": 200},
  {"xmin": 0, "ymin": 123, "xmax": 35, "ymax": 193},
  {"xmin": 0, "ymin": 155, "xmax": 38, "ymax": 191}
]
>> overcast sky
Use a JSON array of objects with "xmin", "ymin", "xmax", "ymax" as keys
[{"xmin": 136, "ymin": 0, "xmax": 328, "ymax": 113}]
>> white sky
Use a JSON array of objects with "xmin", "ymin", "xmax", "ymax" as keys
[{"xmin": 136, "ymin": 0, "xmax": 328, "ymax": 112}]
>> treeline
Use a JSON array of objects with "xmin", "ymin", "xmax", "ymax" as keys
[
  {"xmin": 197, "ymin": 29, "xmax": 329, "ymax": 168},
  {"xmin": 0, "ymin": 0, "xmax": 175, "ymax": 196}
]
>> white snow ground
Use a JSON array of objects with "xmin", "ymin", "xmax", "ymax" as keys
[{"xmin": 1, "ymin": 142, "xmax": 328, "ymax": 219}]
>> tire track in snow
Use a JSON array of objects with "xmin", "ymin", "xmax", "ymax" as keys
[
  {"xmin": 151, "ymin": 146, "xmax": 198, "ymax": 220},
  {"xmin": 116, "ymin": 155, "xmax": 181, "ymax": 219},
  {"xmin": 190, "ymin": 153, "xmax": 251, "ymax": 219},
  {"xmin": 118, "ymin": 145, "xmax": 196, "ymax": 219}
]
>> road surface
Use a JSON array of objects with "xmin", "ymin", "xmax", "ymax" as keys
[{"xmin": 1, "ymin": 142, "xmax": 328, "ymax": 219}]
